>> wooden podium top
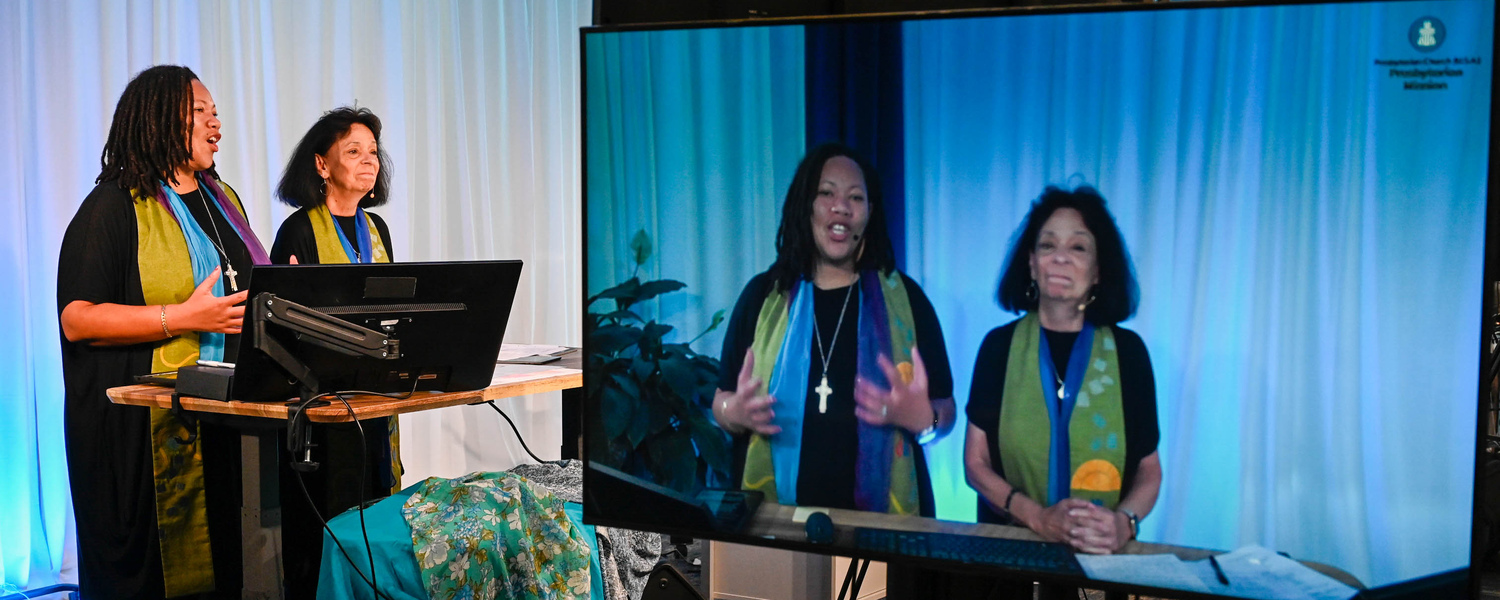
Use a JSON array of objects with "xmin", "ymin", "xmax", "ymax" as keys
[{"xmin": 106, "ymin": 352, "xmax": 581, "ymax": 423}]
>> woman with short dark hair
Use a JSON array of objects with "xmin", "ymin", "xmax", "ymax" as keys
[
  {"xmin": 58, "ymin": 64, "xmax": 268, "ymax": 598},
  {"xmin": 964, "ymin": 186, "xmax": 1163, "ymax": 566},
  {"xmin": 269, "ymin": 106, "xmax": 394, "ymax": 264},
  {"xmin": 713, "ymin": 143, "xmax": 957, "ymax": 517}
]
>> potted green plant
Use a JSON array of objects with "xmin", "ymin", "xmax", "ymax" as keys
[{"xmin": 586, "ymin": 230, "xmax": 731, "ymax": 493}]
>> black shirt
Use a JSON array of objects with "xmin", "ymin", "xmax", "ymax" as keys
[
  {"xmin": 269, "ymin": 207, "xmax": 394, "ymax": 264},
  {"xmin": 717, "ymin": 270, "xmax": 954, "ymax": 516},
  {"xmin": 964, "ymin": 318, "xmax": 1160, "ymax": 524},
  {"xmin": 57, "ymin": 181, "xmax": 247, "ymax": 598}
]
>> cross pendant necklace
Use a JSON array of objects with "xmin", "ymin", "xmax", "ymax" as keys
[
  {"xmin": 196, "ymin": 190, "xmax": 238, "ymax": 292},
  {"xmin": 813, "ymin": 277, "xmax": 858, "ymax": 414},
  {"xmin": 1054, "ymin": 372, "xmax": 1066, "ymax": 400}
]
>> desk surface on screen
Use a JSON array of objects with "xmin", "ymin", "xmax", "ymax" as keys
[
  {"xmin": 105, "ymin": 353, "xmax": 581, "ymax": 423},
  {"xmin": 744, "ymin": 503, "xmax": 1364, "ymax": 590}
]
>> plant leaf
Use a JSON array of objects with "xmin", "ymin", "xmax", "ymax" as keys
[
  {"xmin": 588, "ymin": 277, "xmax": 641, "ymax": 306},
  {"xmin": 590, "ymin": 324, "xmax": 643, "ymax": 356},
  {"xmin": 630, "ymin": 355, "xmax": 655, "ymax": 382},
  {"xmin": 658, "ymin": 354, "xmax": 698, "ymax": 404},
  {"xmin": 647, "ymin": 433, "xmax": 696, "ymax": 493},
  {"xmin": 638, "ymin": 322, "xmax": 674, "ymax": 351},
  {"xmin": 631, "ymin": 229, "xmax": 652, "ymax": 266},
  {"xmin": 626, "ymin": 393, "xmax": 660, "ymax": 448},
  {"xmin": 687, "ymin": 412, "xmax": 732, "ymax": 476},
  {"xmin": 633, "ymin": 279, "xmax": 687, "ymax": 304},
  {"xmin": 600, "ymin": 380, "xmax": 635, "ymax": 442},
  {"xmin": 602, "ymin": 309, "xmax": 643, "ymax": 323}
]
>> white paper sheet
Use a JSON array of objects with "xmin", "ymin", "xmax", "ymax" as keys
[
  {"xmin": 1077, "ymin": 553, "xmax": 1214, "ymax": 594},
  {"xmin": 496, "ymin": 343, "xmax": 573, "ymax": 361},
  {"xmin": 1205, "ymin": 545, "xmax": 1359, "ymax": 600}
]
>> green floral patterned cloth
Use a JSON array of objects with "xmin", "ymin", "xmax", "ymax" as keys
[{"xmin": 403, "ymin": 471, "xmax": 592, "ymax": 599}]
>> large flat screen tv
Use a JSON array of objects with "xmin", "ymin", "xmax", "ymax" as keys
[{"xmin": 581, "ymin": 1, "xmax": 1497, "ymax": 597}]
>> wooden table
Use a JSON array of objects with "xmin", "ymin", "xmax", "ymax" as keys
[
  {"xmin": 105, "ymin": 352, "xmax": 582, "ymax": 422},
  {"xmin": 104, "ymin": 351, "xmax": 582, "ymax": 598}
]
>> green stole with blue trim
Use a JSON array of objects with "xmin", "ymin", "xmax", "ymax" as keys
[
  {"xmin": 741, "ymin": 270, "xmax": 921, "ymax": 515},
  {"xmin": 998, "ymin": 313, "xmax": 1127, "ymax": 508},
  {"xmin": 133, "ymin": 179, "xmax": 249, "ymax": 596}
]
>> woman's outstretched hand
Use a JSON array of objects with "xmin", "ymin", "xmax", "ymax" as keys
[
  {"xmin": 853, "ymin": 346, "xmax": 934, "ymax": 434},
  {"xmin": 714, "ymin": 348, "xmax": 782, "ymax": 436}
]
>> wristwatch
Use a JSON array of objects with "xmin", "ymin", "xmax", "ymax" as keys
[
  {"xmin": 915, "ymin": 412, "xmax": 940, "ymax": 445},
  {"xmin": 1120, "ymin": 508, "xmax": 1140, "ymax": 540}
]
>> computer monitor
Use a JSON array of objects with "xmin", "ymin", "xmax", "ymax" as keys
[
  {"xmin": 582, "ymin": 1, "xmax": 1496, "ymax": 598},
  {"xmin": 229, "ymin": 260, "xmax": 523, "ymax": 403}
]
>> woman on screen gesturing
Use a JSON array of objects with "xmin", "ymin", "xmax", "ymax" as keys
[
  {"xmin": 712, "ymin": 142, "xmax": 956, "ymax": 517},
  {"xmin": 964, "ymin": 186, "xmax": 1162, "ymax": 558}
]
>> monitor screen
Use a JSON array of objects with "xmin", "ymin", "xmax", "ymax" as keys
[
  {"xmin": 582, "ymin": 1, "xmax": 1495, "ymax": 597},
  {"xmin": 231, "ymin": 261, "xmax": 523, "ymax": 402}
]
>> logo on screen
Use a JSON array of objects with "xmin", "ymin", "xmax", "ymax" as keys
[{"xmin": 1409, "ymin": 17, "xmax": 1446, "ymax": 52}]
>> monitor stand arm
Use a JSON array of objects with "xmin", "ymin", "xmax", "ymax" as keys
[{"xmin": 251, "ymin": 292, "xmax": 401, "ymax": 472}]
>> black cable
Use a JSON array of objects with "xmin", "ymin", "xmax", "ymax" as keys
[
  {"xmin": 485, "ymin": 400, "xmax": 547, "ymax": 464},
  {"xmin": 286, "ymin": 385, "xmax": 413, "ymax": 600},
  {"xmin": 836, "ymin": 558, "xmax": 858, "ymax": 600},
  {"xmin": 848, "ymin": 559, "xmax": 870, "ymax": 599},
  {"xmin": 291, "ymin": 461, "xmax": 393, "ymax": 600}
]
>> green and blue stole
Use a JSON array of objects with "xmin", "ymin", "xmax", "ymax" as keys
[
  {"xmin": 741, "ymin": 270, "xmax": 921, "ymax": 515},
  {"xmin": 306, "ymin": 203, "xmax": 400, "ymax": 492},
  {"xmin": 134, "ymin": 174, "xmax": 267, "ymax": 596},
  {"xmin": 998, "ymin": 313, "xmax": 1127, "ymax": 509},
  {"xmin": 308, "ymin": 203, "xmax": 390, "ymax": 264}
]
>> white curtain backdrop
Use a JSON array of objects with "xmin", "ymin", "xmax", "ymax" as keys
[{"xmin": 0, "ymin": 0, "xmax": 588, "ymax": 590}]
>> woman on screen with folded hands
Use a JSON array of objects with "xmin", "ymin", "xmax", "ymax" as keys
[
  {"xmin": 712, "ymin": 142, "xmax": 957, "ymax": 517},
  {"xmin": 58, "ymin": 64, "xmax": 269, "ymax": 599},
  {"xmin": 269, "ymin": 106, "xmax": 400, "ymax": 597},
  {"xmin": 964, "ymin": 186, "xmax": 1162, "ymax": 570}
]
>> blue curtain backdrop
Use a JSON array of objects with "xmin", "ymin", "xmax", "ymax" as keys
[
  {"xmin": 585, "ymin": 26, "xmax": 806, "ymax": 357},
  {"xmin": 586, "ymin": 0, "xmax": 1493, "ymax": 589},
  {"xmin": 902, "ymin": 1, "xmax": 1492, "ymax": 587}
]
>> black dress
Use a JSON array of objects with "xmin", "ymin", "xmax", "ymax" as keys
[
  {"xmin": 269, "ymin": 207, "xmax": 397, "ymax": 599},
  {"xmin": 716, "ymin": 270, "xmax": 954, "ymax": 517},
  {"xmin": 57, "ymin": 182, "xmax": 248, "ymax": 599}
]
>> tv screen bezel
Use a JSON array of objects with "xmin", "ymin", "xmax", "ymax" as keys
[{"xmin": 578, "ymin": 1, "xmax": 1500, "ymax": 597}]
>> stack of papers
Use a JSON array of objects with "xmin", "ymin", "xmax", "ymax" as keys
[
  {"xmin": 497, "ymin": 343, "xmax": 572, "ymax": 361},
  {"xmin": 1077, "ymin": 545, "xmax": 1358, "ymax": 600}
]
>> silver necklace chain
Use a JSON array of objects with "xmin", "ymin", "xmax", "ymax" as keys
[
  {"xmin": 814, "ymin": 278, "xmax": 858, "ymax": 379},
  {"xmin": 195, "ymin": 189, "xmax": 232, "ymax": 265}
]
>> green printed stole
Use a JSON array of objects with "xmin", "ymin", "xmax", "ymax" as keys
[
  {"xmin": 741, "ymin": 270, "xmax": 921, "ymax": 515},
  {"xmin": 133, "ymin": 179, "xmax": 248, "ymax": 596},
  {"xmin": 307, "ymin": 203, "xmax": 400, "ymax": 493},
  {"xmin": 998, "ymin": 313, "xmax": 1127, "ymax": 509}
]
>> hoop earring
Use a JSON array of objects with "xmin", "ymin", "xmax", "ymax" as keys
[
  {"xmin": 1026, "ymin": 279, "xmax": 1038, "ymax": 301},
  {"xmin": 319, "ymin": 178, "xmax": 328, "ymax": 197}
]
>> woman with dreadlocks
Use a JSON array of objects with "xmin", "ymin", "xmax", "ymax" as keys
[{"xmin": 57, "ymin": 65, "xmax": 269, "ymax": 599}]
